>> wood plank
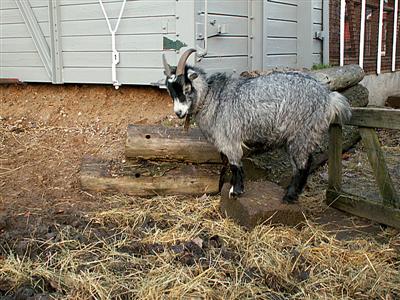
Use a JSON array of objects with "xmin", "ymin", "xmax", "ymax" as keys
[
  {"xmin": 80, "ymin": 156, "xmax": 220, "ymax": 197},
  {"xmin": 359, "ymin": 127, "xmax": 399, "ymax": 207},
  {"xmin": 328, "ymin": 124, "xmax": 343, "ymax": 192},
  {"xmin": 125, "ymin": 125, "xmax": 221, "ymax": 164},
  {"xmin": 326, "ymin": 190, "xmax": 400, "ymax": 229},
  {"xmin": 345, "ymin": 108, "xmax": 400, "ymax": 130}
]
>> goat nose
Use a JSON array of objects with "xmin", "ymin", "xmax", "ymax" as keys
[{"xmin": 176, "ymin": 110, "xmax": 182, "ymax": 116}]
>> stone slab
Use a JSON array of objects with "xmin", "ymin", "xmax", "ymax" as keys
[{"xmin": 220, "ymin": 181, "xmax": 305, "ymax": 229}]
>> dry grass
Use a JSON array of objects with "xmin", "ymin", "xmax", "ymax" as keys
[{"xmin": 1, "ymin": 185, "xmax": 399, "ymax": 299}]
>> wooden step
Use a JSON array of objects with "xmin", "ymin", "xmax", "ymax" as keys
[
  {"xmin": 125, "ymin": 125, "xmax": 220, "ymax": 163},
  {"xmin": 80, "ymin": 156, "xmax": 220, "ymax": 197}
]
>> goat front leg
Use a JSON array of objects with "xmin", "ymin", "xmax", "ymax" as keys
[
  {"xmin": 217, "ymin": 142, "xmax": 244, "ymax": 198},
  {"xmin": 219, "ymin": 153, "xmax": 229, "ymax": 192},
  {"xmin": 229, "ymin": 164, "xmax": 244, "ymax": 198}
]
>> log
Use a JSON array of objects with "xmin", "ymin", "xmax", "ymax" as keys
[
  {"xmin": 80, "ymin": 156, "xmax": 220, "ymax": 197},
  {"xmin": 125, "ymin": 125, "xmax": 220, "ymax": 163},
  {"xmin": 241, "ymin": 64, "xmax": 365, "ymax": 91},
  {"xmin": 220, "ymin": 181, "xmax": 305, "ymax": 229},
  {"xmin": 310, "ymin": 64, "xmax": 365, "ymax": 91}
]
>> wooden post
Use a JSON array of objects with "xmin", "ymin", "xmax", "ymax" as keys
[
  {"xmin": 328, "ymin": 124, "xmax": 343, "ymax": 194},
  {"xmin": 359, "ymin": 127, "xmax": 399, "ymax": 208}
]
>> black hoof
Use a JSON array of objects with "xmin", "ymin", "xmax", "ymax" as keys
[
  {"xmin": 228, "ymin": 186, "xmax": 244, "ymax": 198},
  {"xmin": 282, "ymin": 193, "xmax": 298, "ymax": 204}
]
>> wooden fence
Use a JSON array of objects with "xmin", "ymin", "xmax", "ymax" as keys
[{"xmin": 327, "ymin": 107, "xmax": 400, "ymax": 228}]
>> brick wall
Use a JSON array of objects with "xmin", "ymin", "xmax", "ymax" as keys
[{"xmin": 330, "ymin": 0, "xmax": 400, "ymax": 74}]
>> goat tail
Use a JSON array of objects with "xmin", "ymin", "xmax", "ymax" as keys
[{"xmin": 328, "ymin": 91, "xmax": 352, "ymax": 124}]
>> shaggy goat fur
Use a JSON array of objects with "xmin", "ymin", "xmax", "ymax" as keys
[{"xmin": 165, "ymin": 65, "xmax": 351, "ymax": 202}]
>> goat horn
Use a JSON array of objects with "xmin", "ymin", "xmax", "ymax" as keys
[
  {"xmin": 162, "ymin": 54, "xmax": 172, "ymax": 76},
  {"xmin": 176, "ymin": 48, "xmax": 197, "ymax": 76}
]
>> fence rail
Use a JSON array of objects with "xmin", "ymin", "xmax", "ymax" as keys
[{"xmin": 327, "ymin": 107, "xmax": 400, "ymax": 228}]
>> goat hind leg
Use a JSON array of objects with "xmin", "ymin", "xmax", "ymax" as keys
[{"xmin": 283, "ymin": 155, "xmax": 313, "ymax": 203}]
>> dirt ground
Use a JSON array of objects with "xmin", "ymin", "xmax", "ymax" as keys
[
  {"xmin": 0, "ymin": 83, "xmax": 175, "ymax": 213},
  {"xmin": 0, "ymin": 83, "xmax": 399, "ymax": 299}
]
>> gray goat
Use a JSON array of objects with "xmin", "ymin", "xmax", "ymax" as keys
[{"xmin": 163, "ymin": 49, "xmax": 351, "ymax": 202}]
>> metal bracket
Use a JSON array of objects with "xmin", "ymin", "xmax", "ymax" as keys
[{"xmin": 314, "ymin": 31, "xmax": 327, "ymax": 41}]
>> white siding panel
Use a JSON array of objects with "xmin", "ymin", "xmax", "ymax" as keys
[
  {"xmin": 268, "ymin": 0, "xmax": 297, "ymax": 6},
  {"xmin": 0, "ymin": 66, "xmax": 50, "ymax": 82},
  {"xmin": 1, "ymin": 37, "xmax": 45, "ymax": 52},
  {"xmin": 312, "ymin": 0, "xmax": 323, "ymax": 9},
  {"xmin": 1, "ymin": 52, "xmax": 44, "ymax": 67},
  {"xmin": 61, "ymin": 34, "xmax": 170, "ymax": 52},
  {"xmin": 0, "ymin": 23, "xmax": 50, "ymax": 38},
  {"xmin": 312, "ymin": 54, "xmax": 322, "ymax": 64},
  {"xmin": 60, "ymin": 17, "xmax": 176, "ymax": 37},
  {"xmin": 206, "ymin": 37, "xmax": 248, "ymax": 57},
  {"xmin": 1, "ymin": 0, "xmax": 48, "ymax": 10},
  {"xmin": 207, "ymin": 14, "xmax": 248, "ymax": 36},
  {"xmin": 265, "ymin": 38, "xmax": 297, "ymax": 54},
  {"xmin": 266, "ymin": 20, "xmax": 297, "ymax": 38},
  {"xmin": 313, "ymin": 8, "xmax": 322, "ymax": 24},
  {"xmin": 60, "ymin": 0, "xmax": 122, "ymax": 5},
  {"xmin": 63, "ymin": 51, "xmax": 176, "ymax": 68},
  {"xmin": 62, "ymin": 67, "xmax": 165, "ymax": 85},
  {"xmin": 0, "ymin": 7, "xmax": 48, "ymax": 24},
  {"xmin": 267, "ymin": 2, "xmax": 297, "ymax": 22},
  {"xmin": 197, "ymin": 0, "xmax": 248, "ymax": 17},
  {"xmin": 198, "ymin": 56, "xmax": 248, "ymax": 72},
  {"xmin": 265, "ymin": 54, "xmax": 297, "ymax": 67},
  {"xmin": 59, "ymin": 1, "xmax": 175, "ymax": 22}
]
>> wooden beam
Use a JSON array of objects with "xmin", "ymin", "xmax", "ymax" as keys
[
  {"xmin": 340, "ymin": 108, "xmax": 400, "ymax": 130},
  {"xmin": 125, "ymin": 125, "xmax": 221, "ymax": 163},
  {"xmin": 326, "ymin": 190, "xmax": 400, "ymax": 229},
  {"xmin": 328, "ymin": 124, "xmax": 343, "ymax": 192},
  {"xmin": 80, "ymin": 156, "xmax": 219, "ymax": 197},
  {"xmin": 359, "ymin": 127, "xmax": 399, "ymax": 208}
]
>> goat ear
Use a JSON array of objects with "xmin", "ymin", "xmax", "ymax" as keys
[{"xmin": 187, "ymin": 69, "xmax": 198, "ymax": 81}]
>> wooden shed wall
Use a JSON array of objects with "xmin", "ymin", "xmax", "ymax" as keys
[
  {"xmin": 0, "ymin": 0, "xmax": 50, "ymax": 82},
  {"xmin": 263, "ymin": 0, "xmax": 324, "ymax": 68},
  {"xmin": 58, "ymin": 0, "xmax": 177, "ymax": 85},
  {"xmin": 195, "ymin": 0, "xmax": 251, "ymax": 75}
]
